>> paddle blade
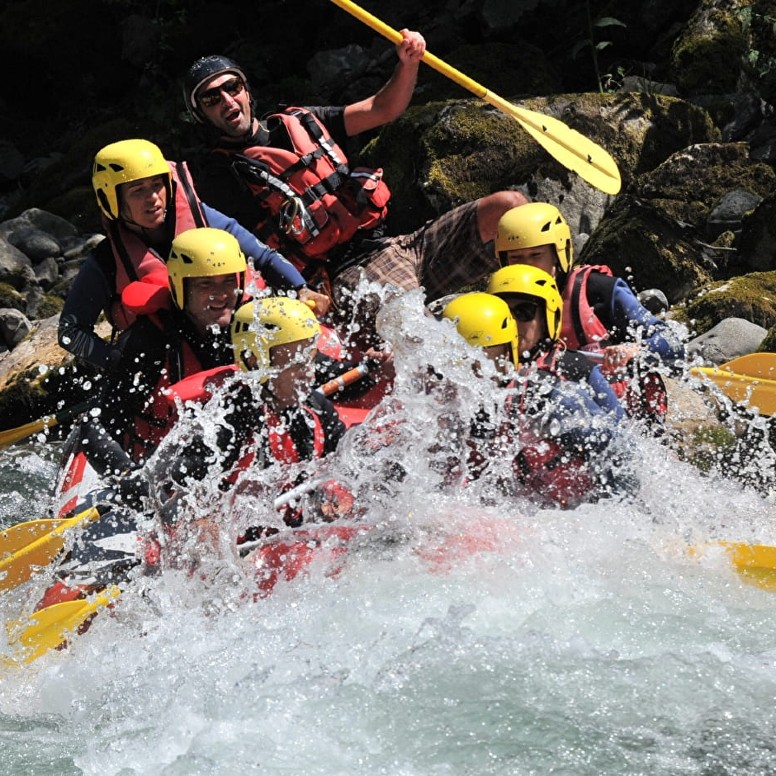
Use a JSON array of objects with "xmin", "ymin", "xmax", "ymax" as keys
[
  {"xmin": 328, "ymin": 0, "xmax": 622, "ymax": 196},
  {"xmin": 720, "ymin": 352, "xmax": 776, "ymax": 380},
  {"xmin": 722, "ymin": 542, "xmax": 776, "ymax": 591},
  {"xmin": 5, "ymin": 585, "xmax": 121, "ymax": 665},
  {"xmin": 486, "ymin": 92, "xmax": 621, "ymax": 195},
  {"xmin": 0, "ymin": 508, "xmax": 101, "ymax": 592},
  {"xmin": 690, "ymin": 365, "xmax": 776, "ymax": 417}
]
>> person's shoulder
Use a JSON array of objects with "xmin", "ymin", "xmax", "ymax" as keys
[
  {"xmin": 302, "ymin": 105, "xmax": 347, "ymax": 142},
  {"xmin": 582, "ymin": 265, "xmax": 618, "ymax": 298}
]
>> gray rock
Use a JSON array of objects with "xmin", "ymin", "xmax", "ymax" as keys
[
  {"xmin": 0, "ymin": 308, "xmax": 33, "ymax": 349},
  {"xmin": 686, "ymin": 317, "xmax": 768, "ymax": 364},
  {"xmin": 63, "ymin": 233, "xmax": 104, "ymax": 261},
  {"xmin": 4, "ymin": 226, "xmax": 62, "ymax": 263},
  {"xmin": 0, "ymin": 234, "xmax": 35, "ymax": 289},
  {"xmin": 0, "ymin": 208, "xmax": 78, "ymax": 242},
  {"xmin": 637, "ymin": 288, "xmax": 669, "ymax": 314},
  {"xmin": 707, "ymin": 189, "xmax": 762, "ymax": 239},
  {"xmin": 34, "ymin": 257, "xmax": 60, "ymax": 290}
]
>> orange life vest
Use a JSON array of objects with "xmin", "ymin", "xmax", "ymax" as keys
[
  {"xmin": 221, "ymin": 107, "xmax": 391, "ymax": 268},
  {"xmin": 103, "ymin": 162, "xmax": 207, "ymax": 330}
]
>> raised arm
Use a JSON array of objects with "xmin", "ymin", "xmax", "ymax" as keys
[{"xmin": 343, "ymin": 29, "xmax": 426, "ymax": 137}]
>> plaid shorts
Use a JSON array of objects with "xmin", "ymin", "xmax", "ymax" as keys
[{"xmin": 332, "ymin": 200, "xmax": 500, "ymax": 303}]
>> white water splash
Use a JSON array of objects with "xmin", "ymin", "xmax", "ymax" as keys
[{"xmin": 2, "ymin": 292, "xmax": 776, "ymax": 774}]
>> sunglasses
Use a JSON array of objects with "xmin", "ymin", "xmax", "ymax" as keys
[
  {"xmin": 510, "ymin": 301, "xmax": 541, "ymax": 322},
  {"xmin": 198, "ymin": 77, "xmax": 245, "ymax": 108}
]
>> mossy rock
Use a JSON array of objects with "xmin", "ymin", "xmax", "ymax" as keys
[
  {"xmin": 758, "ymin": 324, "xmax": 776, "ymax": 352},
  {"xmin": 0, "ymin": 283, "xmax": 26, "ymax": 313},
  {"xmin": 679, "ymin": 271, "xmax": 776, "ymax": 333},
  {"xmin": 581, "ymin": 143, "xmax": 776, "ymax": 300},
  {"xmin": 35, "ymin": 294, "xmax": 65, "ymax": 320},
  {"xmin": 670, "ymin": 2, "xmax": 748, "ymax": 95}
]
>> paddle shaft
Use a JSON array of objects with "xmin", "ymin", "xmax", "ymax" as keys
[
  {"xmin": 316, "ymin": 360, "xmax": 374, "ymax": 398},
  {"xmin": 0, "ymin": 402, "xmax": 89, "ymax": 451},
  {"xmin": 328, "ymin": 0, "xmax": 621, "ymax": 194}
]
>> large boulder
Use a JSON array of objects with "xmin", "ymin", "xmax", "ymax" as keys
[{"xmin": 579, "ymin": 143, "xmax": 776, "ymax": 301}]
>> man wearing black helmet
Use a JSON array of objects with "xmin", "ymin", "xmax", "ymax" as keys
[{"xmin": 182, "ymin": 36, "xmax": 527, "ymax": 343}]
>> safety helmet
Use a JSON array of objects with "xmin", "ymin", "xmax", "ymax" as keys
[
  {"xmin": 166, "ymin": 227, "xmax": 247, "ymax": 311},
  {"xmin": 231, "ymin": 297, "xmax": 321, "ymax": 377},
  {"xmin": 442, "ymin": 292, "xmax": 519, "ymax": 367},
  {"xmin": 487, "ymin": 265, "xmax": 563, "ymax": 341},
  {"xmin": 184, "ymin": 54, "xmax": 249, "ymax": 123},
  {"xmin": 92, "ymin": 139, "xmax": 171, "ymax": 221},
  {"xmin": 495, "ymin": 202, "xmax": 573, "ymax": 273}
]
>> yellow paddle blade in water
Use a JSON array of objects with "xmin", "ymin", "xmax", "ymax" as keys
[
  {"xmin": 689, "ymin": 364, "xmax": 776, "ymax": 417},
  {"xmin": 0, "ymin": 508, "xmax": 101, "ymax": 592},
  {"xmin": 328, "ymin": 0, "xmax": 622, "ymax": 195},
  {"xmin": 4, "ymin": 585, "xmax": 121, "ymax": 666},
  {"xmin": 722, "ymin": 542, "xmax": 776, "ymax": 592}
]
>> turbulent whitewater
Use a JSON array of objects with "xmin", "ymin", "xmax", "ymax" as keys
[{"xmin": 2, "ymin": 291, "xmax": 776, "ymax": 775}]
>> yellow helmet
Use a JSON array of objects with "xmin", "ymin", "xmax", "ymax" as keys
[
  {"xmin": 231, "ymin": 297, "xmax": 321, "ymax": 377},
  {"xmin": 167, "ymin": 227, "xmax": 247, "ymax": 310},
  {"xmin": 441, "ymin": 292, "xmax": 519, "ymax": 367},
  {"xmin": 487, "ymin": 265, "xmax": 563, "ymax": 341},
  {"xmin": 92, "ymin": 139, "xmax": 171, "ymax": 221},
  {"xmin": 495, "ymin": 202, "xmax": 573, "ymax": 272}
]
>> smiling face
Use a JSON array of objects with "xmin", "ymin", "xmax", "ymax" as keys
[
  {"xmin": 196, "ymin": 73, "xmax": 254, "ymax": 138},
  {"xmin": 185, "ymin": 273, "xmax": 241, "ymax": 335},
  {"xmin": 118, "ymin": 174, "xmax": 168, "ymax": 230}
]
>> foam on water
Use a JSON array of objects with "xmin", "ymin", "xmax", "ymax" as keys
[{"xmin": 2, "ymin": 291, "xmax": 776, "ymax": 775}]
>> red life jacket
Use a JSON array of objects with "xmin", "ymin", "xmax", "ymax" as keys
[
  {"xmin": 220, "ymin": 107, "xmax": 391, "ymax": 268},
  {"xmin": 165, "ymin": 368, "xmax": 326, "ymax": 474},
  {"xmin": 505, "ymin": 376, "xmax": 597, "ymax": 509},
  {"xmin": 233, "ymin": 406, "xmax": 326, "ymax": 476},
  {"xmin": 103, "ymin": 162, "xmax": 207, "ymax": 330},
  {"xmin": 559, "ymin": 264, "xmax": 613, "ymax": 352}
]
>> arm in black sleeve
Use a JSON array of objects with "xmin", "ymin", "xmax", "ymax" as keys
[
  {"xmin": 58, "ymin": 253, "xmax": 121, "ymax": 370},
  {"xmin": 308, "ymin": 392, "xmax": 347, "ymax": 454}
]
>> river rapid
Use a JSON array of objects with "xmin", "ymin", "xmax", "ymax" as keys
[{"xmin": 2, "ymin": 291, "xmax": 776, "ymax": 776}]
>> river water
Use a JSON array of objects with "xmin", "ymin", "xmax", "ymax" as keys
[{"xmin": 2, "ymin": 292, "xmax": 776, "ymax": 775}]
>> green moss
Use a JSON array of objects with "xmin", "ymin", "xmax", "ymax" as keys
[
  {"xmin": 682, "ymin": 271, "xmax": 776, "ymax": 333},
  {"xmin": 683, "ymin": 424, "xmax": 738, "ymax": 473},
  {"xmin": 758, "ymin": 324, "xmax": 776, "ymax": 351},
  {"xmin": 672, "ymin": 7, "xmax": 748, "ymax": 94},
  {"xmin": 35, "ymin": 295, "xmax": 64, "ymax": 319},
  {"xmin": 0, "ymin": 283, "xmax": 26, "ymax": 312}
]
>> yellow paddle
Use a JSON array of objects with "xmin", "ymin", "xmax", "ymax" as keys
[
  {"xmin": 0, "ymin": 402, "xmax": 88, "ymax": 451},
  {"xmin": 722, "ymin": 542, "xmax": 776, "ymax": 591},
  {"xmin": 3, "ymin": 585, "xmax": 121, "ymax": 666},
  {"xmin": 0, "ymin": 507, "xmax": 101, "ymax": 592},
  {"xmin": 329, "ymin": 0, "xmax": 622, "ymax": 195},
  {"xmin": 689, "ymin": 353, "xmax": 776, "ymax": 417}
]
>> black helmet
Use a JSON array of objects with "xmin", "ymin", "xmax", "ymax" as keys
[{"xmin": 184, "ymin": 55, "xmax": 249, "ymax": 123}]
